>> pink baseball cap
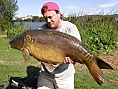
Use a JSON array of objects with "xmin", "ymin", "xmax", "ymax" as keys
[{"xmin": 41, "ymin": 2, "xmax": 60, "ymax": 14}]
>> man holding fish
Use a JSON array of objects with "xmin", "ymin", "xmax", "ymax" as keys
[
  {"xmin": 37, "ymin": 1, "xmax": 81, "ymax": 89},
  {"xmin": 9, "ymin": 1, "xmax": 113, "ymax": 89}
]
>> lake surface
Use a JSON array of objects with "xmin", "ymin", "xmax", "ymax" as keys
[{"xmin": 14, "ymin": 22, "xmax": 46, "ymax": 29}]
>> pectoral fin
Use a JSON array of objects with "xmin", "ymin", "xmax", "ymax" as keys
[{"xmin": 22, "ymin": 48, "xmax": 30, "ymax": 61}]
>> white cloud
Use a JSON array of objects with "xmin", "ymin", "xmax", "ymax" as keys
[
  {"xmin": 65, "ymin": 6, "xmax": 78, "ymax": 10},
  {"xmin": 99, "ymin": 0, "xmax": 118, "ymax": 8}
]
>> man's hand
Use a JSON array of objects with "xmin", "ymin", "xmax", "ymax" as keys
[{"xmin": 63, "ymin": 57, "xmax": 75, "ymax": 64}]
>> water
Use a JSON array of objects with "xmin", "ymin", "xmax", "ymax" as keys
[{"xmin": 14, "ymin": 22, "xmax": 46, "ymax": 29}]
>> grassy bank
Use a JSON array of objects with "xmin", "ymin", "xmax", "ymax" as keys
[{"xmin": 0, "ymin": 38, "xmax": 118, "ymax": 89}]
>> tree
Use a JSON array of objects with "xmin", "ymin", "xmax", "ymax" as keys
[
  {"xmin": 39, "ymin": 16, "xmax": 45, "ymax": 22},
  {"xmin": 0, "ymin": 0, "xmax": 18, "ymax": 34},
  {"xmin": 32, "ymin": 16, "xmax": 40, "ymax": 22},
  {"xmin": 14, "ymin": 17, "xmax": 22, "ymax": 22}
]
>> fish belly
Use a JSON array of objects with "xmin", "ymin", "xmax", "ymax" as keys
[{"xmin": 28, "ymin": 43, "xmax": 66, "ymax": 63}]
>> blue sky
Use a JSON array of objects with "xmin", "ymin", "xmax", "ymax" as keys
[{"xmin": 17, "ymin": 0, "xmax": 118, "ymax": 17}]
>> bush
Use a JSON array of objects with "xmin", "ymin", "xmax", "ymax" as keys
[
  {"xmin": 7, "ymin": 26, "xmax": 28, "ymax": 40},
  {"xmin": 66, "ymin": 14, "xmax": 118, "ymax": 55},
  {"xmin": 80, "ymin": 29, "xmax": 117, "ymax": 55}
]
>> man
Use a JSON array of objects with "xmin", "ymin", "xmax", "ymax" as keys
[{"xmin": 37, "ymin": 2, "xmax": 81, "ymax": 89}]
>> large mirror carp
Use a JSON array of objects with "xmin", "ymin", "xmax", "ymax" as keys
[{"xmin": 9, "ymin": 29, "xmax": 113, "ymax": 85}]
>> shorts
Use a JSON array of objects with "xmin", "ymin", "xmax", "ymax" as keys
[{"xmin": 37, "ymin": 72, "xmax": 74, "ymax": 89}]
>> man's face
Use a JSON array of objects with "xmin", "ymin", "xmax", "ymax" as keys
[{"xmin": 43, "ymin": 11, "xmax": 61, "ymax": 29}]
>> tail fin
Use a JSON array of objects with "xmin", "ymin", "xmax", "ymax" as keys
[
  {"xmin": 86, "ymin": 56, "xmax": 113, "ymax": 85},
  {"xmin": 95, "ymin": 57, "xmax": 113, "ymax": 70}
]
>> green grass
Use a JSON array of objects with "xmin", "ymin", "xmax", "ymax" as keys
[
  {"xmin": 0, "ymin": 38, "xmax": 22, "ymax": 60},
  {"xmin": 0, "ymin": 38, "xmax": 118, "ymax": 89},
  {"xmin": 74, "ymin": 64, "xmax": 118, "ymax": 89}
]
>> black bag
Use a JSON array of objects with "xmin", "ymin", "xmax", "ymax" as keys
[
  {"xmin": 0, "ymin": 76, "xmax": 38, "ymax": 89},
  {"xmin": 0, "ymin": 66, "xmax": 39, "ymax": 89}
]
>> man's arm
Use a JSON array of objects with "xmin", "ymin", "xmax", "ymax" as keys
[{"xmin": 63, "ymin": 24, "xmax": 81, "ymax": 64}]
